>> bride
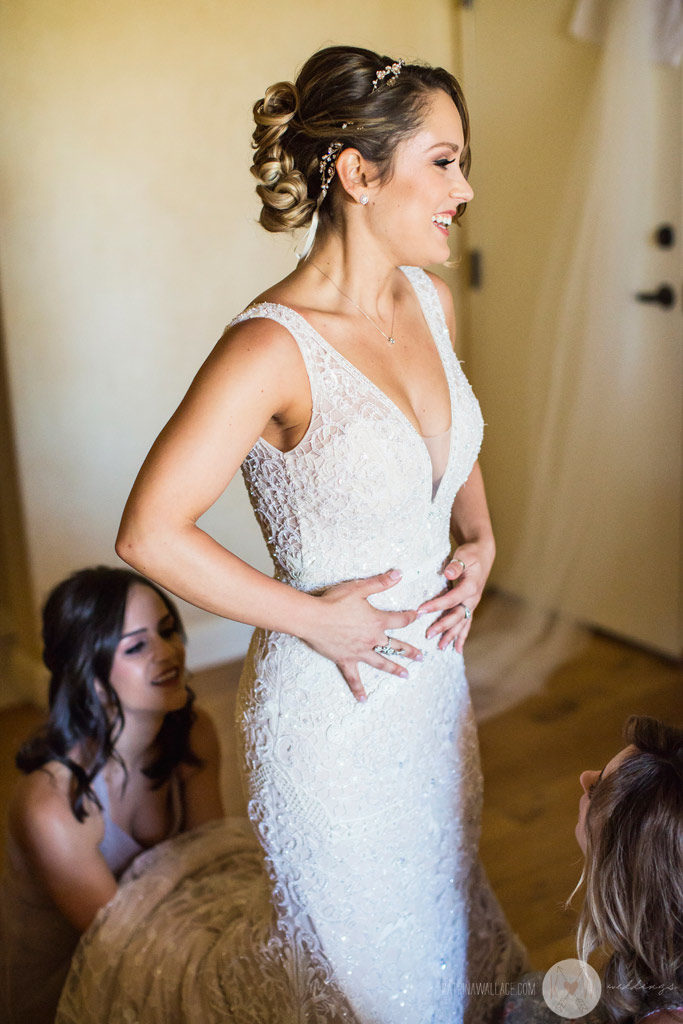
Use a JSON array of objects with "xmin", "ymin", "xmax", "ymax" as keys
[{"xmin": 109, "ymin": 44, "xmax": 525, "ymax": 1023}]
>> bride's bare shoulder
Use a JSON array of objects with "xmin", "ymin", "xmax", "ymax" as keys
[{"xmin": 217, "ymin": 271, "xmax": 322, "ymax": 368}]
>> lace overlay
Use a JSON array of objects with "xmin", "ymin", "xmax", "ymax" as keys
[
  {"xmin": 236, "ymin": 267, "xmax": 523, "ymax": 1021},
  {"xmin": 56, "ymin": 268, "xmax": 525, "ymax": 1024}
]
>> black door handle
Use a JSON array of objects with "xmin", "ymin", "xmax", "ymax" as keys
[
  {"xmin": 654, "ymin": 224, "xmax": 675, "ymax": 248},
  {"xmin": 635, "ymin": 284, "xmax": 676, "ymax": 308}
]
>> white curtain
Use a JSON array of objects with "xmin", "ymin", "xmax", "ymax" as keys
[
  {"xmin": 468, "ymin": 0, "xmax": 664, "ymax": 721},
  {"xmin": 571, "ymin": 0, "xmax": 683, "ymax": 67}
]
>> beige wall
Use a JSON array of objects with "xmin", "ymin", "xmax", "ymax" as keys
[
  {"xmin": 455, "ymin": 0, "xmax": 603, "ymax": 586},
  {"xmin": 0, "ymin": 0, "xmax": 462, "ymax": 700},
  {"xmin": 454, "ymin": 2, "xmax": 681, "ymax": 657},
  {"xmin": 0, "ymin": 295, "xmax": 39, "ymax": 704}
]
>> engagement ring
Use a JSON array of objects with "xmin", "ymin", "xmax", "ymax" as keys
[{"xmin": 374, "ymin": 643, "xmax": 402, "ymax": 656}]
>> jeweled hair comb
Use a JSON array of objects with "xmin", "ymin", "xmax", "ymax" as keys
[{"xmin": 371, "ymin": 59, "xmax": 404, "ymax": 92}]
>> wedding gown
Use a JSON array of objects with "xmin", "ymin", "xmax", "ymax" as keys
[{"xmin": 57, "ymin": 267, "xmax": 524, "ymax": 1024}]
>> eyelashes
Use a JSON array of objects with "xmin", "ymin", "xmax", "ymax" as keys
[{"xmin": 122, "ymin": 625, "xmax": 179, "ymax": 656}]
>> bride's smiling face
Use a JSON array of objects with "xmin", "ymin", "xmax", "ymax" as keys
[{"xmin": 365, "ymin": 88, "xmax": 473, "ymax": 266}]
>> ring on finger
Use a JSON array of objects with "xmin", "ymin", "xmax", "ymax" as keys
[
  {"xmin": 453, "ymin": 557, "xmax": 467, "ymax": 572},
  {"xmin": 373, "ymin": 641, "xmax": 403, "ymax": 656},
  {"xmin": 459, "ymin": 603, "xmax": 472, "ymax": 620}
]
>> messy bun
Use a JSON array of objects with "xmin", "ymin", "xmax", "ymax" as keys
[
  {"xmin": 250, "ymin": 45, "xmax": 470, "ymax": 235},
  {"xmin": 251, "ymin": 81, "xmax": 316, "ymax": 233}
]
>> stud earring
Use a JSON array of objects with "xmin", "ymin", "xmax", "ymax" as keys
[{"xmin": 359, "ymin": 194, "xmax": 369, "ymax": 205}]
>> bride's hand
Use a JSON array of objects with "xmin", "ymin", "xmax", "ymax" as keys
[
  {"xmin": 302, "ymin": 569, "xmax": 422, "ymax": 703},
  {"xmin": 416, "ymin": 541, "xmax": 494, "ymax": 654}
]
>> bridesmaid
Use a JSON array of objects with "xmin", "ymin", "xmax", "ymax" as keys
[
  {"xmin": 0, "ymin": 566, "xmax": 224, "ymax": 1024},
  {"xmin": 503, "ymin": 715, "xmax": 683, "ymax": 1024},
  {"xmin": 573, "ymin": 716, "xmax": 683, "ymax": 1024}
]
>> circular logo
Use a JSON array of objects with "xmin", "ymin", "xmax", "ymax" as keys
[{"xmin": 542, "ymin": 958, "xmax": 601, "ymax": 1018}]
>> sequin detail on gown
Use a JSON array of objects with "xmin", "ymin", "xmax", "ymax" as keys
[
  {"xmin": 234, "ymin": 266, "xmax": 523, "ymax": 1021},
  {"xmin": 55, "ymin": 267, "xmax": 526, "ymax": 1024}
]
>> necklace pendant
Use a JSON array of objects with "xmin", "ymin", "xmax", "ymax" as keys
[{"xmin": 388, "ymin": 336, "xmax": 396, "ymax": 345}]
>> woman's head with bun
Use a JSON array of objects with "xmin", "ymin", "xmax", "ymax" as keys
[{"xmin": 251, "ymin": 45, "xmax": 470, "ymax": 238}]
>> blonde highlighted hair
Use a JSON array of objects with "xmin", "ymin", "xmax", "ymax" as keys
[
  {"xmin": 577, "ymin": 716, "xmax": 683, "ymax": 1021},
  {"xmin": 251, "ymin": 45, "xmax": 470, "ymax": 234}
]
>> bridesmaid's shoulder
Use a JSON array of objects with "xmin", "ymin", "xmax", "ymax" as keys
[
  {"xmin": 11, "ymin": 760, "xmax": 77, "ymax": 816},
  {"xmin": 8, "ymin": 762, "xmax": 103, "ymax": 863}
]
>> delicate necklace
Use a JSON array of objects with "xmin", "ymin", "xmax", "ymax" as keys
[{"xmin": 312, "ymin": 263, "xmax": 397, "ymax": 345}]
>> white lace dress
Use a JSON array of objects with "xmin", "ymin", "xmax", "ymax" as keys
[{"xmin": 57, "ymin": 267, "xmax": 525, "ymax": 1024}]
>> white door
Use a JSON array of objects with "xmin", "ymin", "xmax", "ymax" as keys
[{"xmin": 456, "ymin": 0, "xmax": 682, "ymax": 657}]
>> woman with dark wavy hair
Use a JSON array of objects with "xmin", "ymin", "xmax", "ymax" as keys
[{"xmin": 0, "ymin": 566, "xmax": 224, "ymax": 1024}]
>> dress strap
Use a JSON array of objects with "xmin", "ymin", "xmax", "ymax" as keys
[
  {"xmin": 230, "ymin": 303, "xmax": 326, "ymax": 397},
  {"xmin": 399, "ymin": 266, "xmax": 454, "ymax": 355},
  {"xmin": 91, "ymin": 772, "xmax": 144, "ymax": 878},
  {"xmin": 168, "ymin": 771, "xmax": 184, "ymax": 836}
]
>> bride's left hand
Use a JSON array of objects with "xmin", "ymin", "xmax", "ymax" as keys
[{"xmin": 416, "ymin": 541, "xmax": 493, "ymax": 654}]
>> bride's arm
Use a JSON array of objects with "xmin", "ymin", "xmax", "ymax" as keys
[
  {"xmin": 117, "ymin": 319, "xmax": 319, "ymax": 636},
  {"xmin": 116, "ymin": 318, "xmax": 420, "ymax": 700}
]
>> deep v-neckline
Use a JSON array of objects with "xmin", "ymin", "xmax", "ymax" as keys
[
  {"xmin": 253, "ymin": 270, "xmax": 455, "ymax": 503},
  {"xmin": 94, "ymin": 770, "xmax": 181, "ymax": 852}
]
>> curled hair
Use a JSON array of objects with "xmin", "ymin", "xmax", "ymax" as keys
[
  {"xmin": 576, "ymin": 716, "xmax": 683, "ymax": 1021},
  {"xmin": 251, "ymin": 45, "xmax": 470, "ymax": 234},
  {"xmin": 17, "ymin": 566, "xmax": 201, "ymax": 822}
]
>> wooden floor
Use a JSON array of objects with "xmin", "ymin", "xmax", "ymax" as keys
[
  {"xmin": 478, "ymin": 628, "xmax": 681, "ymax": 968},
  {"xmin": 1, "ymin": 628, "xmax": 679, "ymax": 971}
]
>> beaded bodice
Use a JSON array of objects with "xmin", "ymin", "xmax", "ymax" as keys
[
  {"xmin": 235, "ymin": 265, "xmax": 484, "ymax": 605},
  {"xmin": 229, "ymin": 268, "xmax": 502, "ymax": 1022},
  {"xmin": 54, "ymin": 269, "xmax": 525, "ymax": 1024}
]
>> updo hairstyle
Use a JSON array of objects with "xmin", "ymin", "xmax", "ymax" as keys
[{"xmin": 251, "ymin": 45, "xmax": 470, "ymax": 234}]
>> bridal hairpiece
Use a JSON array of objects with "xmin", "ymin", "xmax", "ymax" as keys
[
  {"xmin": 297, "ymin": 59, "xmax": 405, "ymax": 260},
  {"xmin": 297, "ymin": 140, "xmax": 343, "ymax": 260},
  {"xmin": 371, "ymin": 59, "xmax": 404, "ymax": 91},
  {"xmin": 319, "ymin": 141, "xmax": 343, "ymax": 202}
]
